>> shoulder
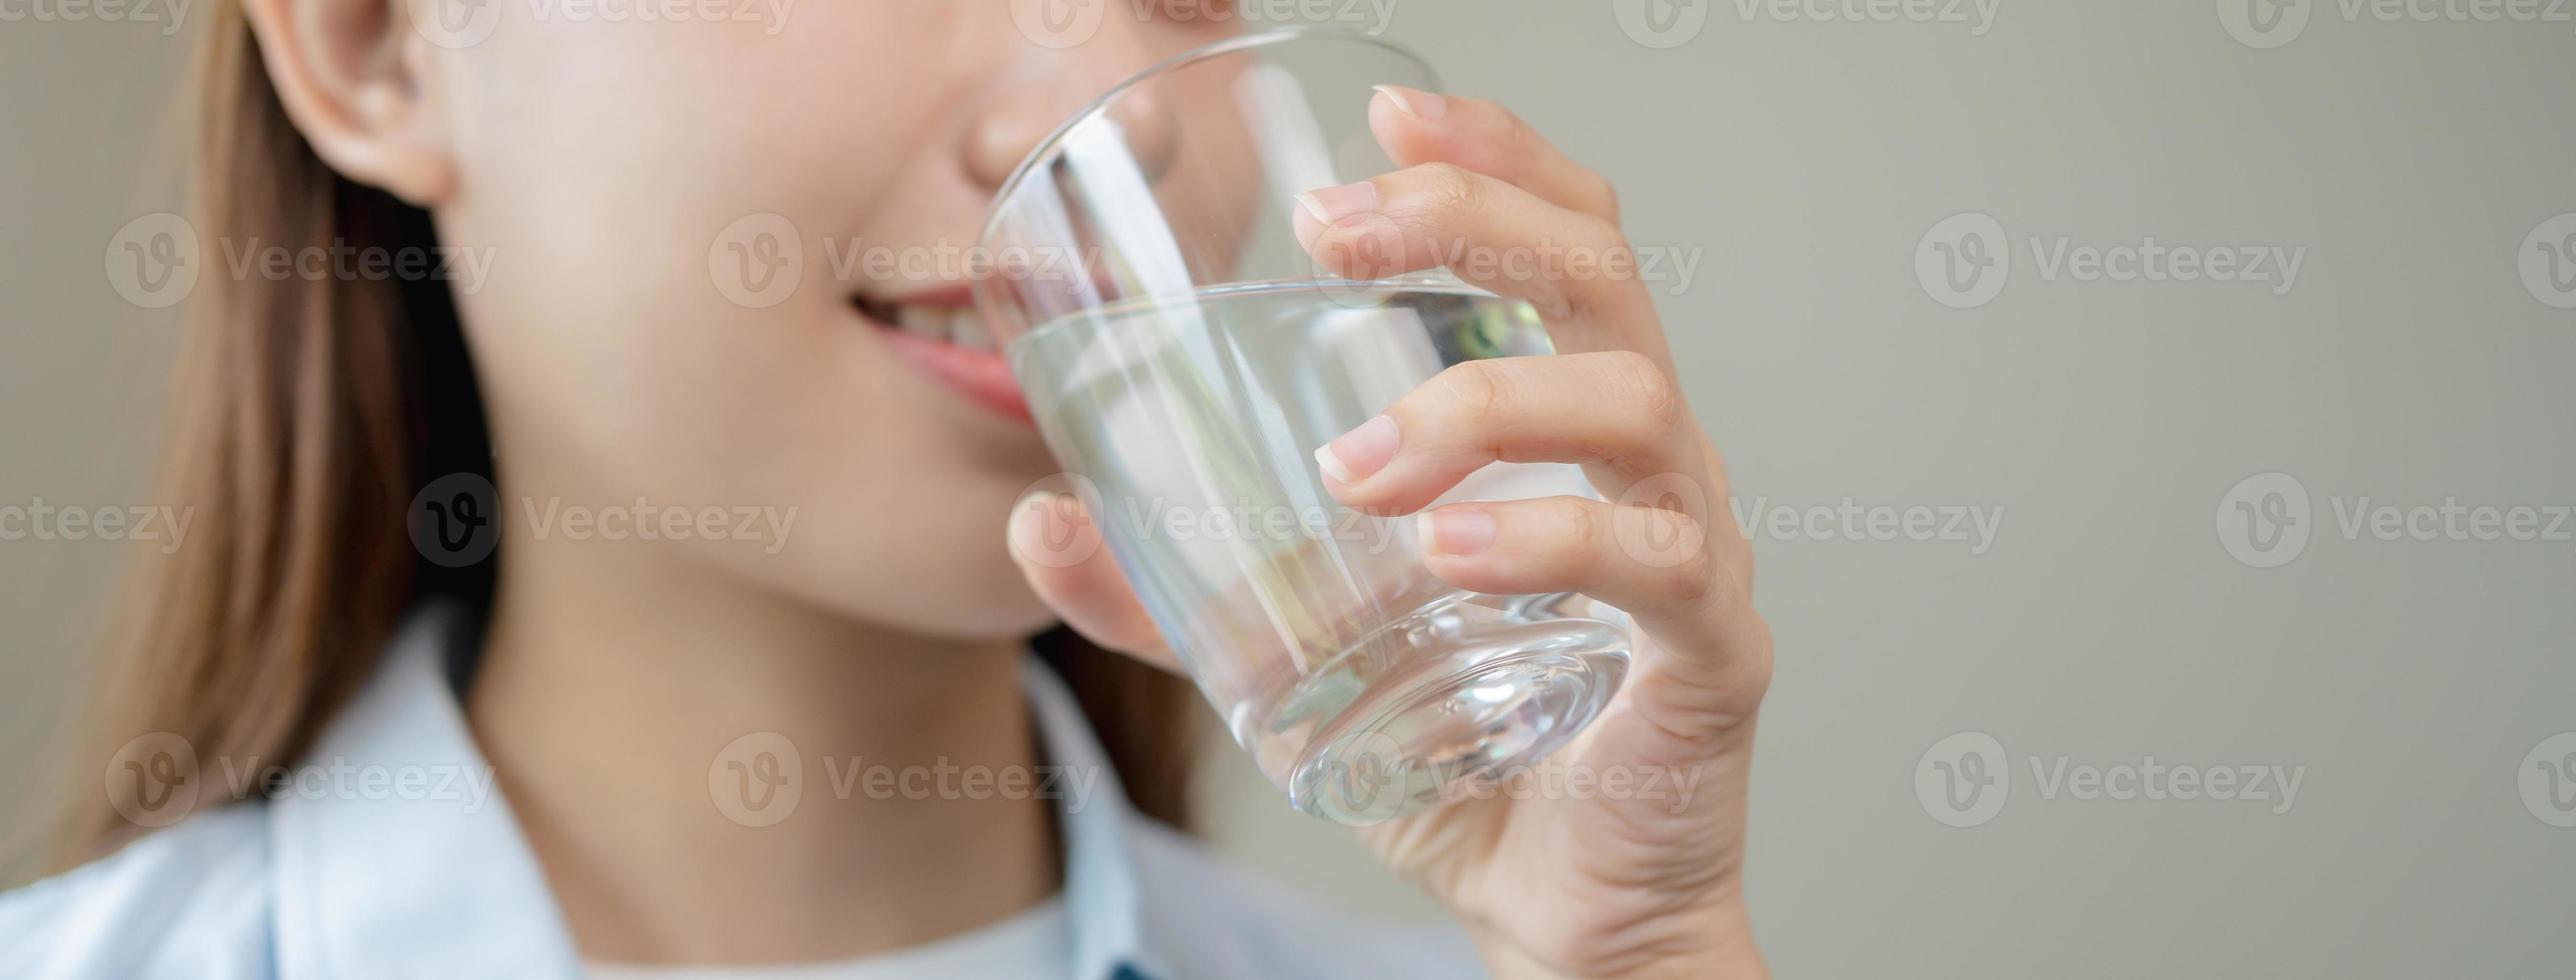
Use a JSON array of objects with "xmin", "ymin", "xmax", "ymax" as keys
[
  {"xmin": 1124, "ymin": 820, "xmax": 1484, "ymax": 979},
  {"xmin": 0, "ymin": 805, "xmax": 275, "ymax": 979}
]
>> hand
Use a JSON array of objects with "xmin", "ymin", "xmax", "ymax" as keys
[{"xmin": 1010, "ymin": 87, "xmax": 1772, "ymax": 980}]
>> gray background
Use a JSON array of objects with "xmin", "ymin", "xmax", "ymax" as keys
[{"xmin": 6, "ymin": 2, "xmax": 2573, "ymax": 977}]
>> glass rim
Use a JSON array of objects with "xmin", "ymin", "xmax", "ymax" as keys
[{"xmin": 973, "ymin": 26, "xmax": 1438, "ymax": 258}]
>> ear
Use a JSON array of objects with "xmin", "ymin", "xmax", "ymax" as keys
[{"xmin": 242, "ymin": 0, "xmax": 456, "ymax": 207}]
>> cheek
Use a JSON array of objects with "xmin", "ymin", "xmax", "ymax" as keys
[
  {"xmin": 423, "ymin": 10, "xmax": 1060, "ymax": 635},
  {"xmin": 428, "ymin": 15, "xmax": 935, "ymax": 471}
]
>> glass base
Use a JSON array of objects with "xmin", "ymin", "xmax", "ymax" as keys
[{"xmin": 1282, "ymin": 594, "xmax": 1629, "ymax": 825}]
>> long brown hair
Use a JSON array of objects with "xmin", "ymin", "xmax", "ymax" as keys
[{"xmin": 53, "ymin": 3, "xmax": 1194, "ymax": 870}]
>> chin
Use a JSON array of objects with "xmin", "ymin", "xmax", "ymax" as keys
[
  {"xmin": 908, "ymin": 595, "xmax": 1067, "ymax": 645},
  {"xmin": 812, "ymin": 569, "xmax": 1068, "ymax": 645}
]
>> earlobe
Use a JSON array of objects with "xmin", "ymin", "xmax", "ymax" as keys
[{"xmin": 243, "ymin": 0, "xmax": 457, "ymax": 208}]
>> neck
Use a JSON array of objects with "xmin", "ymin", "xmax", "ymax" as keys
[{"xmin": 465, "ymin": 528, "xmax": 1057, "ymax": 965}]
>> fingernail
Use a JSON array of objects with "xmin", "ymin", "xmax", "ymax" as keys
[
  {"xmin": 1419, "ymin": 509, "xmax": 1497, "ymax": 557},
  {"xmin": 1295, "ymin": 180, "xmax": 1382, "ymax": 229},
  {"xmin": 1315, "ymin": 414, "xmax": 1400, "ymax": 485},
  {"xmin": 1373, "ymin": 85, "xmax": 1449, "ymax": 122}
]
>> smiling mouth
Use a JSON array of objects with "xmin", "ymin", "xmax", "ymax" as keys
[{"xmin": 850, "ymin": 290, "xmax": 1033, "ymax": 425}]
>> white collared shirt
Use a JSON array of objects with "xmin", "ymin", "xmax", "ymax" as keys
[{"xmin": 0, "ymin": 605, "xmax": 1480, "ymax": 979}]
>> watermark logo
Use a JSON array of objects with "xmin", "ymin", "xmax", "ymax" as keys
[
  {"xmin": 1, "ymin": 0, "xmax": 190, "ymax": 34},
  {"xmin": 710, "ymin": 731, "xmax": 804, "ymax": 827},
  {"xmin": 1616, "ymin": 473, "xmax": 1718, "ymax": 569},
  {"xmin": 1920, "ymin": 213, "xmax": 2306, "ymax": 309},
  {"xmin": 407, "ymin": 0, "xmax": 505, "ymax": 48},
  {"xmin": 1919, "ymin": 732, "xmax": 2306, "ymax": 827},
  {"xmin": 1916, "ymin": 731, "xmax": 2011, "ymax": 827},
  {"xmin": 1011, "ymin": 0, "xmax": 1106, "ymax": 48},
  {"xmin": 2226, "ymin": 0, "xmax": 2574, "ymax": 49},
  {"xmin": 1731, "ymin": 495, "xmax": 2005, "ymax": 554},
  {"xmin": 105, "ymin": 212, "xmax": 201, "ymax": 309},
  {"xmin": 709, "ymin": 213, "xmax": 804, "ymax": 309},
  {"xmin": 409, "ymin": 473, "xmax": 500, "ymax": 568},
  {"xmin": 1009, "ymin": 474, "xmax": 1109, "ymax": 570},
  {"xmin": 2219, "ymin": 472, "xmax": 2576, "ymax": 567},
  {"xmin": 1729, "ymin": 0, "xmax": 2002, "ymax": 34},
  {"xmin": 2216, "ymin": 472, "xmax": 2312, "ymax": 568},
  {"xmin": 0, "ymin": 499, "xmax": 195, "ymax": 555},
  {"xmin": 103, "ymin": 736, "xmax": 495, "ymax": 824},
  {"xmin": 1320, "ymin": 729, "xmax": 1411, "ymax": 825},
  {"xmin": 2218, "ymin": 0, "xmax": 2312, "ymax": 48},
  {"xmin": 2519, "ymin": 212, "xmax": 2576, "ymax": 310},
  {"xmin": 2518, "ymin": 731, "xmax": 2576, "ymax": 828},
  {"xmin": 104, "ymin": 732, "xmax": 202, "ymax": 829},
  {"xmin": 1916, "ymin": 212, "xmax": 2011, "ymax": 310},
  {"xmin": 1615, "ymin": 0, "xmax": 1710, "ymax": 47}
]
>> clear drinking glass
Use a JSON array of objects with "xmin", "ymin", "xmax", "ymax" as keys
[{"xmin": 977, "ymin": 29, "xmax": 1629, "ymax": 824}]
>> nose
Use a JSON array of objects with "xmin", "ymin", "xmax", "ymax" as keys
[{"xmin": 962, "ymin": 42, "xmax": 1183, "ymax": 192}]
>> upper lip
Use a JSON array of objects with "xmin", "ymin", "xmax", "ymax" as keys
[{"xmin": 856, "ymin": 284, "xmax": 975, "ymax": 316}]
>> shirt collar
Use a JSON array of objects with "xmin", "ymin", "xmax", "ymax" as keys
[{"xmin": 268, "ymin": 602, "xmax": 1162, "ymax": 980}]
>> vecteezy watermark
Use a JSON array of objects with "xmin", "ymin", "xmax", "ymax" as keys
[
  {"xmin": 1008, "ymin": 474, "xmax": 1414, "ymax": 569},
  {"xmin": 1916, "ymin": 212, "xmax": 2307, "ymax": 309},
  {"xmin": 707, "ymin": 731, "xmax": 1106, "ymax": 827},
  {"xmin": 709, "ymin": 213, "xmax": 805, "ymax": 309},
  {"xmin": 710, "ymin": 216, "xmax": 1707, "ymax": 312},
  {"xmin": 1010, "ymin": 0, "xmax": 1396, "ymax": 49},
  {"xmin": 1614, "ymin": 0, "xmax": 1709, "ymax": 47},
  {"xmin": 2519, "ymin": 731, "xmax": 2576, "ymax": 828},
  {"xmin": 2213, "ymin": 472, "xmax": 2312, "ymax": 569},
  {"xmin": 105, "ymin": 732, "xmax": 497, "ymax": 828},
  {"xmin": 0, "ymin": 0, "xmax": 191, "ymax": 35},
  {"xmin": 2220, "ymin": 0, "xmax": 2575, "ymax": 50},
  {"xmin": 0, "ymin": 499, "xmax": 194, "ymax": 555},
  {"xmin": 704, "ymin": 216, "xmax": 1117, "ymax": 310},
  {"xmin": 1305, "ymin": 229, "xmax": 1711, "ymax": 306},
  {"xmin": 106, "ymin": 211, "xmax": 498, "ymax": 309},
  {"xmin": 1916, "ymin": 731, "xmax": 2307, "ymax": 828},
  {"xmin": 410, "ymin": 473, "xmax": 500, "ymax": 568},
  {"xmin": 1618, "ymin": 0, "xmax": 2001, "ymax": 47},
  {"xmin": 217, "ymin": 238, "xmax": 497, "ymax": 294},
  {"xmin": 406, "ymin": 0, "xmax": 797, "ymax": 49},
  {"xmin": 1729, "ymin": 495, "xmax": 2005, "ymax": 555},
  {"xmin": 2215, "ymin": 471, "xmax": 2575, "ymax": 568},
  {"xmin": 1316, "ymin": 729, "xmax": 1710, "ymax": 824},
  {"xmin": 2216, "ymin": 0, "xmax": 2314, "ymax": 48},
  {"xmin": 1728, "ymin": 0, "xmax": 2001, "ymax": 34},
  {"xmin": 2520, "ymin": 212, "xmax": 2576, "ymax": 310},
  {"xmin": 104, "ymin": 213, "xmax": 200, "ymax": 310},
  {"xmin": 518, "ymin": 496, "xmax": 798, "ymax": 554},
  {"xmin": 407, "ymin": 472, "xmax": 800, "ymax": 567}
]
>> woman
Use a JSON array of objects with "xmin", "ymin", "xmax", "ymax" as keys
[{"xmin": 4, "ymin": 2, "xmax": 1773, "ymax": 977}]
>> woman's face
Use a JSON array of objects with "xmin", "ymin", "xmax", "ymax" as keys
[{"xmin": 427, "ymin": 5, "xmax": 1239, "ymax": 637}]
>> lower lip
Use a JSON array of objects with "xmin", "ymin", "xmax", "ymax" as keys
[{"xmin": 869, "ymin": 317, "xmax": 1036, "ymax": 426}]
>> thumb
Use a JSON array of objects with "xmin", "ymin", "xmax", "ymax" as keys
[{"xmin": 1006, "ymin": 489, "xmax": 1179, "ymax": 671}]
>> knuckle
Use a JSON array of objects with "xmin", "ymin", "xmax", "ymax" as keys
[
  {"xmin": 1524, "ymin": 282, "xmax": 1579, "ymax": 324},
  {"xmin": 1659, "ymin": 524, "xmax": 1720, "ymax": 604},
  {"xmin": 1554, "ymin": 498, "xmax": 1604, "ymax": 564},
  {"xmin": 1411, "ymin": 162, "xmax": 1484, "ymax": 217},
  {"xmin": 1584, "ymin": 212, "xmax": 1633, "ymax": 254},
  {"xmin": 1584, "ymin": 170, "xmax": 1622, "ymax": 221},
  {"xmin": 1430, "ymin": 360, "xmax": 1519, "ymax": 431},
  {"xmin": 1606, "ymin": 350, "xmax": 1683, "ymax": 429}
]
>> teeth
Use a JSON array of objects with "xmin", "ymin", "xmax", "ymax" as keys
[
  {"xmin": 895, "ymin": 303, "xmax": 951, "ymax": 339},
  {"xmin": 950, "ymin": 309, "xmax": 993, "ymax": 352},
  {"xmin": 877, "ymin": 300, "xmax": 997, "ymax": 352}
]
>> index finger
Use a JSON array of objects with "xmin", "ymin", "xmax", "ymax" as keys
[{"xmin": 1368, "ymin": 86, "xmax": 1623, "ymax": 226}]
